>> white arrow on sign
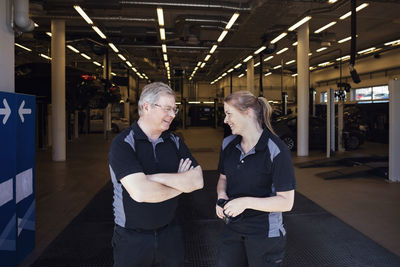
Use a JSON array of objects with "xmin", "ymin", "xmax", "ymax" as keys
[
  {"xmin": 18, "ymin": 100, "xmax": 32, "ymax": 123},
  {"xmin": 0, "ymin": 98, "xmax": 11, "ymax": 125}
]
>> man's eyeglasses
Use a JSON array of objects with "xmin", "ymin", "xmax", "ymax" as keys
[{"xmin": 153, "ymin": 104, "xmax": 179, "ymax": 115}]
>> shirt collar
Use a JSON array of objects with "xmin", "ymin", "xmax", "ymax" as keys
[
  {"xmin": 254, "ymin": 128, "xmax": 272, "ymax": 151},
  {"xmin": 132, "ymin": 120, "xmax": 170, "ymax": 142}
]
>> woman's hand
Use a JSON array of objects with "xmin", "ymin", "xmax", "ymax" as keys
[
  {"xmin": 216, "ymin": 204, "xmax": 225, "ymax": 219},
  {"xmin": 223, "ymin": 198, "xmax": 248, "ymax": 218}
]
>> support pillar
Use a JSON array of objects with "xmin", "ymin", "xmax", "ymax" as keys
[
  {"xmin": 51, "ymin": 20, "xmax": 66, "ymax": 161},
  {"xmin": 296, "ymin": 22, "xmax": 309, "ymax": 156},
  {"xmin": 246, "ymin": 58, "xmax": 255, "ymax": 95},
  {"xmin": 389, "ymin": 79, "xmax": 400, "ymax": 182},
  {"xmin": 0, "ymin": 0, "xmax": 14, "ymax": 93}
]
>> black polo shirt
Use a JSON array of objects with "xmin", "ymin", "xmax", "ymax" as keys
[
  {"xmin": 108, "ymin": 121, "xmax": 198, "ymax": 230},
  {"xmin": 218, "ymin": 128, "xmax": 296, "ymax": 236}
]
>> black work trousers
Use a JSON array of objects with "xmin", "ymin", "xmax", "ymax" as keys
[
  {"xmin": 216, "ymin": 226, "xmax": 286, "ymax": 267},
  {"xmin": 112, "ymin": 222, "xmax": 184, "ymax": 267}
]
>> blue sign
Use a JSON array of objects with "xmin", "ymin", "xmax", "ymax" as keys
[{"xmin": 0, "ymin": 92, "xmax": 35, "ymax": 266}]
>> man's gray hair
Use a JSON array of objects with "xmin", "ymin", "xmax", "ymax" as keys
[{"xmin": 138, "ymin": 82, "xmax": 176, "ymax": 116}]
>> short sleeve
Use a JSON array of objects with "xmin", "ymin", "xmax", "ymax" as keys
[
  {"xmin": 177, "ymin": 138, "xmax": 199, "ymax": 168},
  {"xmin": 271, "ymin": 148, "xmax": 296, "ymax": 192},
  {"xmin": 108, "ymin": 136, "xmax": 143, "ymax": 181}
]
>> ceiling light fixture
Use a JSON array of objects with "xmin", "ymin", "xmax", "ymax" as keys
[
  {"xmin": 338, "ymin": 36, "xmax": 352, "ymax": 43},
  {"xmin": 93, "ymin": 61, "xmax": 101, "ymax": 66},
  {"xmin": 316, "ymin": 47, "xmax": 327, "ymax": 52},
  {"xmin": 234, "ymin": 63, "xmax": 242, "ymax": 68},
  {"xmin": 15, "ymin": 43, "xmax": 32, "ymax": 52},
  {"xmin": 39, "ymin": 53, "xmax": 51, "ymax": 60},
  {"xmin": 264, "ymin": 72, "xmax": 272, "ymax": 76},
  {"xmin": 314, "ymin": 21, "xmax": 337, "ymax": 34},
  {"xmin": 328, "ymin": 0, "xmax": 338, "ymax": 3},
  {"xmin": 163, "ymin": 54, "xmax": 168, "ymax": 61},
  {"xmin": 264, "ymin": 55, "xmax": 273, "ymax": 62},
  {"xmin": 238, "ymin": 73, "xmax": 244, "ymax": 78},
  {"xmin": 292, "ymin": 42, "xmax": 298, "ymax": 46},
  {"xmin": 92, "ymin": 26, "xmax": 106, "ymax": 39},
  {"xmin": 254, "ymin": 62, "xmax": 260, "ymax": 67},
  {"xmin": 270, "ymin": 32, "xmax": 287, "ymax": 44},
  {"xmin": 159, "ymin": 28, "xmax": 166, "ymax": 40},
  {"xmin": 108, "ymin": 43, "xmax": 119, "ymax": 53},
  {"xmin": 67, "ymin": 45, "xmax": 79, "ymax": 53},
  {"xmin": 340, "ymin": 3, "xmax": 369, "ymax": 20},
  {"xmin": 46, "ymin": 32, "xmax": 52, "ymax": 37},
  {"xmin": 209, "ymin": 45, "xmax": 218, "ymax": 54},
  {"xmin": 118, "ymin": 54, "xmax": 126, "ymax": 61},
  {"xmin": 126, "ymin": 61, "xmax": 133, "ymax": 67},
  {"xmin": 384, "ymin": 39, "xmax": 400, "ymax": 46},
  {"xmin": 288, "ymin": 16, "xmax": 312, "ymax": 31},
  {"xmin": 276, "ymin": 47, "xmax": 288, "ymax": 54},
  {"xmin": 292, "ymin": 73, "xmax": 298, "ymax": 77},
  {"xmin": 204, "ymin": 54, "xmax": 211, "ymax": 61},
  {"xmin": 226, "ymin": 12, "xmax": 239, "ymax": 29},
  {"xmin": 243, "ymin": 55, "xmax": 253, "ymax": 62},
  {"xmin": 273, "ymin": 65, "xmax": 281, "ymax": 69},
  {"xmin": 73, "ymin": 5, "xmax": 93, "ymax": 25},
  {"xmin": 227, "ymin": 68, "xmax": 234, "ymax": 73},
  {"xmin": 156, "ymin": 7, "xmax": 164, "ymax": 27},
  {"xmin": 357, "ymin": 47, "xmax": 376, "ymax": 54},
  {"xmin": 162, "ymin": 44, "xmax": 167, "ymax": 53},
  {"xmin": 217, "ymin": 30, "xmax": 228, "ymax": 42},
  {"xmin": 80, "ymin": 53, "xmax": 91, "ymax": 60},
  {"xmin": 200, "ymin": 62, "xmax": 206, "ymax": 68},
  {"xmin": 285, "ymin": 60, "xmax": 296, "ymax": 65},
  {"xmin": 254, "ymin": 46, "xmax": 266, "ymax": 55}
]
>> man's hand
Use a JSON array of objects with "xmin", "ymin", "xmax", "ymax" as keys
[{"xmin": 178, "ymin": 158, "xmax": 193, "ymax": 173}]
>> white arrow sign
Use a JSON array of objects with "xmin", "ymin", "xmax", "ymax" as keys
[
  {"xmin": 18, "ymin": 100, "xmax": 32, "ymax": 123},
  {"xmin": 0, "ymin": 98, "xmax": 11, "ymax": 125}
]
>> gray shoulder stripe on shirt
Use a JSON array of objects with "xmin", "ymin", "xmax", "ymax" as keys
[
  {"xmin": 124, "ymin": 129, "xmax": 136, "ymax": 151},
  {"xmin": 222, "ymin": 134, "xmax": 238, "ymax": 151},
  {"xmin": 169, "ymin": 133, "xmax": 180, "ymax": 150},
  {"xmin": 268, "ymin": 139, "xmax": 281, "ymax": 162}
]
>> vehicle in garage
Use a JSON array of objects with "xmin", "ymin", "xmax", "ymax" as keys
[{"xmin": 272, "ymin": 115, "xmax": 365, "ymax": 151}]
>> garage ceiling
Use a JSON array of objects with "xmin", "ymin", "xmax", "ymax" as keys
[{"xmin": 14, "ymin": 0, "xmax": 400, "ymax": 83}]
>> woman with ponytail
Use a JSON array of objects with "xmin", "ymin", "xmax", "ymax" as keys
[{"xmin": 215, "ymin": 91, "xmax": 296, "ymax": 267}]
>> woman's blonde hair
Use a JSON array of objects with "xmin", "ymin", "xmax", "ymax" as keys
[{"xmin": 224, "ymin": 91, "xmax": 276, "ymax": 135}]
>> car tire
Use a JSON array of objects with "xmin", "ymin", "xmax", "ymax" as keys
[
  {"xmin": 111, "ymin": 124, "xmax": 119, "ymax": 133},
  {"xmin": 345, "ymin": 134, "xmax": 360, "ymax": 150},
  {"xmin": 282, "ymin": 136, "xmax": 295, "ymax": 151}
]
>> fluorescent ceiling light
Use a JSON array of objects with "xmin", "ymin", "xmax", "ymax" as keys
[
  {"xmin": 67, "ymin": 45, "xmax": 79, "ymax": 53},
  {"xmin": 292, "ymin": 73, "xmax": 298, "ymax": 77},
  {"xmin": 111, "ymin": 72, "xmax": 116, "ymax": 76},
  {"xmin": 318, "ymin": 61, "xmax": 333, "ymax": 67},
  {"xmin": 80, "ymin": 53, "xmax": 91, "ymax": 60},
  {"xmin": 92, "ymin": 26, "xmax": 106, "ymax": 39},
  {"xmin": 162, "ymin": 44, "xmax": 167, "ymax": 53},
  {"xmin": 15, "ymin": 43, "xmax": 32, "ymax": 52},
  {"xmin": 358, "ymin": 47, "xmax": 376, "ymax": 54},
  {"xmin": 93, "ymin": 61, "xmax": 101, "ymax": 66},
  {"xmin": 46, "ymin": 32, "xmax": 52, "ymax": 37},
  {"xmin": 118, "ymin": 54, "xmax": 126, "ymax": 61},
  {"xmin": 264, "ymin": 72, "xmax": 272, "ymax": 76},
  {"xmin": 226, "ymin": 12, "xmax": 239, "ymax": 30},
  {"xmin": 254, "ymin": 62, "xmax": 260, "ymax": 67},
  {"xmin": 276, "ymin": 47, "xmax": 288, "ymax": 54},
  {"xmin": 156, "ymin": 8, "xmax": 164, "ymax": 27},
  {"xmin": 108, "ymin": 43, "xmax": 119, "ymax": 53},
  {"xmin": 73, "ymin": 5, "xmax": 93, "ymax": 25},
  {"xmin": 285, "ymin": 60, "xmax": 295, "ymax": 65},
  {"xmin": 238, "ymin": 73, "xmax": 245, "ymax": 78},
  {"xmin": 254, "ymin": 46, "xmax": 266, "ymax": 55},
  {"xmin": 270, "ymin": 32, "xmax": 287, "ymax": 44},
  {"xmin": 204, "ymin": 54, "xmax": 211, "ymax": 62},
  {"xmin": 338, "ymin": 36, "xmax": 352, "ymax": 43},
  {"xmin": 221, "ymin": 73, "xmax": 227, "ymax": 77},
  {"xmin": 292, "ymin": 42, "xmax": 298, "ymax": 46},
  {"xmin": 200, "ymin": 62, "xmax": 206, "ymax": 68},
  {"xmin": 188, "ymin": 101, "xmax": 201, "ymax": 104},
  {"xmin": 309, "ymin": 66, "xmax": 316, "ymax": 70},
  {"xmin": 210, "ymin": 45, "xmax": 218, "ymax": 54},
  {"xmin": 336, "ymin": 55, "xmax": 350, "ymax": 61},
  {"xmin": 194, "ymin": 67, "xmax": 199, "ymax": 71},
  {"xmin": 197, "ymin": 62, "xmax": 202, "ymax": 67},
  {"xmin": 234, "ymin": 63, "xmax": 242, "ymax": 68},
  {"xmin": 340, "ymin": 3, "xmax": 369, "ymax": 20},
  {"xmin": 217, "ymin": 30, "xmax": 228, "ymax": 42},
  {"xmin": 384, "ymin": 39, "xmax": 400, "ymax": 46},
  {"xmin": 126, "ymin": 61, "xmax": 133, "ymax": 67},
  {"xmin": 159, "ymin": 28, "xmax": 166, "ymax": 40},
  {"xmin": 316, "ymin": 47, "xmax": 327, "ymax": 52},
  {"xmin": 165, "ymin": 62, "xmax": 169, "ymax": 67},
  {"xmin": 34, "ymin": 22, "xmax": 39, "ymax": 27},
  {"xmin": 314, "ymin": 21, "xmax": 337, "ymax": 34},
  {"xmin": 329, "ymin": 0, "xmax": 338, "ymax": 3},
  {"xmin": 308, "ymin": 52, "xmax": 312, "ymax": 56},
  {"xmin": 132, "ymin": 67, "xmax": 137, "ymax": 72},
  {"xmin": 273, "ymin": 65, "xmax": 281, "ymax": 69},
  {"xmin": 163, "ymin": 54, "xmax": 168, "ymax": 61},
  {"xmin": 288, "ymin": 16, "xmax": 312, "ymax": 31},
  {"xmin": 227, "ymin": 68, "xmax": 234, "ymax": 73},
  {"xmin": 39, "ymin": 53, "xmax": 51, "ymax": 60},
  {"xmin": 264, "ymin": 55, "xmax": 273, "ymax": 62},
  {"xmin": 243, "ymin": 55, "xmax": 253, "ymax": 62}
]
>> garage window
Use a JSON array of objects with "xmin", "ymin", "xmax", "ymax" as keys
[{"xmin": 354, "ymin": 85, "xmax": 389, "ymax": 103}]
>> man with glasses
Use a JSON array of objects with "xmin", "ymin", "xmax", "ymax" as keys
[{"xmin": 108, "ymin": 82, "xmax": 203, "ymax": 267}]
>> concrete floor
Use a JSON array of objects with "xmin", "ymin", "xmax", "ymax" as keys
[{"xmin": 20, "ymin": 126, "xmax": 400, "ymax": 266}]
